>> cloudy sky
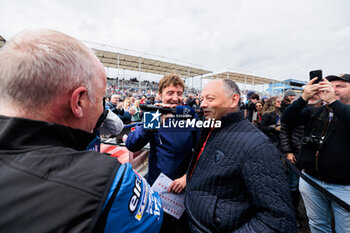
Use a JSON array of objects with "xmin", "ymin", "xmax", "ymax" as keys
[{"xmin": 1, "ymin": 0, "xmax": 350, "ymax": 84}]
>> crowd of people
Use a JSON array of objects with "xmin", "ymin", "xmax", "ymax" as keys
[
  {"xmin": 1, "ymin": 29, "xmax": 349, "ymax": 233},
  {"xmin": 103, "ymin": 86, "xmax": 202, "ymax": 124}
]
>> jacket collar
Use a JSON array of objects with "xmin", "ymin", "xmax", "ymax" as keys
[
  {"xmin": 0, "ymin": 115, "xmax": 95, "ymax": 150},
  {"xmin": 219, "ymin": 110, "xmax": 246, "ymax": 126}
]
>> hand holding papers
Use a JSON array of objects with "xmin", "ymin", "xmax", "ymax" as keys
[{"xmin": 151, "ymin": 173, "xmax": 185, "ymax": 219}]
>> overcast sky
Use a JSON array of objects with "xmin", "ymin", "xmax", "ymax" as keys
[{"xmin": 1, "ymin": 0, "xmax": 350, "ymax": 84}]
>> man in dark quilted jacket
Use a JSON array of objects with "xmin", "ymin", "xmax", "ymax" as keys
[{"xmin": 185, "ymin": 79, "xmax": 296, "ymax": 233}]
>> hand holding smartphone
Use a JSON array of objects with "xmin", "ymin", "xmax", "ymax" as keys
[{"xmin": 302, "ymin": 70, "xmax": 323, "ymax": 101}]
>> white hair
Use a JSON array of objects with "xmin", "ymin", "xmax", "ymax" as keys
[
  {"xmin": 0, "ymin": 29, "xmax": 101, "ymax": 111},
  {"xmin": 222, "ymin": 79, "xmax": 241, "ymax": 97}
]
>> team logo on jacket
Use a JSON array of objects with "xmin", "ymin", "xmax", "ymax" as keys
[
  {"xmin": 144, "ymin": 110, "xmax": 161, "ymax": 129},
  {"xmin": 129, "ymin": 177, "xmax": 142, "ymax": 213},
  {"xmin": 215, "ymin": 150, "xmax": 225, "ymax": 162},
  {"xmin": 129, "ymin": 175, "xmax": 149, "ymax": 221}
]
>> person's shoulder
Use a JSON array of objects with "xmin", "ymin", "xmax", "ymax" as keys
[{"xmin": 225, "ymin": 119, "xmax": 269, "ymax": 144}]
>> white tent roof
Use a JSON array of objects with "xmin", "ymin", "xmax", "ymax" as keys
[{"xmin": 205, "ymin": 71, "xmax": 279, "ymax": 85}]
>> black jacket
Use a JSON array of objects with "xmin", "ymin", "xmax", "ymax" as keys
[
  {"xmin": 0, "ymin": 116, "xmax": 120, "ymax": 233},
  {"xmin": 185, "ymin": 111, "xmax": 296, "ymax": 233},
  {"xmin": 246, "ymin": 101, "xmax": 256, "ymax": 122},
  {"xmin": 280, "ymin": 98, "xmax": 292, "ymax": 113},
  {"xmin": 260, "ymin": 111, "xmax": 281, "ymax": 146},
  {"xmin": 280, "ymin": 122, "xmax": 304, "ymax": 155},
  {"xmin": 281, "ymin": 97, "xmax": 350, "ymax": 185}
]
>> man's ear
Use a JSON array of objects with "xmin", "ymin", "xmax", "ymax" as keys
[
  {"xmin": 230, "ymin": 93, "xmax": 240, "ymax": 108},
  {"xmin": 70, "ymin": 87, "xmax": 87, "ymax": 118}
]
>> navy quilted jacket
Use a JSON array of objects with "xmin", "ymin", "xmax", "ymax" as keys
[{"xmin": 185, "ymin": 111, "xmax": 296, "ymax": 233}]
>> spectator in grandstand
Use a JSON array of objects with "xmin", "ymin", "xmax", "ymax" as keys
[
  {"xmin": 251, "ymin": 100, "xmax": 264, "ymax": 127},
  {"xmin": 126, "ymin": 73, "xmax": 199, "ymax": 233},
  {"xmin": 130, "ymin": 96, "xmax": 135, "ymax": 106},
  {"xmin": 192, "ymin": 98, "xmax": 201, "ymax": 112},
  {"xmin": 239, "ymin": 96, "xmax": 246, "ymax": 109},
  {"xmin": 282, "ymin": 75, "xmax": 350, "ymax": 233},
  {"xmin": 154, "ymin": 94, "xmax": 162, "ymax": 104},
  {"xmin": 186, "ymin": 94, "xmax": 196, "ymax": 108},
  {"xmin": 259, "ymin": 96, "xmax": 282, "ymax": 148},
  {"xmin": 105, "ymin": 96, "xmax": 111, "ymax": 103},
  {"xmin": 245, "ymin": 90, "xmax": 255, "ymax": 103},
  {"xmin": 0, "ymin": 29, "xmax": 162, "ymax": 233},
  {"xmin": 145, "ymin": 96, "xmax": 155, "ymax": 105},
  {"xmin": 246, "ymin": 93, "xmax": 260, "ymax": 121},
  {"xmin": 130, "ymin": 100, "xmax": 142, "ymax": 122},
  {"xmin": 105, "ymin": 94, "xmax": 124, "ymax": 114},
  {"xmin": 105, "ymin": 94, "xmax": 131, "ymax": 124},
  {"xmin": 186, "ymin": 79, "xmax": 295, "ymax": 232},
  {"xmin": 140, "ymin": 95, "xmax": 146, "ymax": 104},
  {"xmin": 280, "ymin": 89, "xmax": 296, "ymax": 113},
  {"xmin": 261, "ymin": 96, "xmax": 268, "ymax": 104},
  {"xmin": 123, "ymin": 97, "xmax": 132, "ymax": 112}
]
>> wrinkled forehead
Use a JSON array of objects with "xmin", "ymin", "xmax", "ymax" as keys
[{"xmin": 161, "ymin": 84, "xmax": 184, "ymax": 93}]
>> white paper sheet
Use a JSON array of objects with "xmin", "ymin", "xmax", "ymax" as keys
[{"xmin": 151, "ymin": 173, "xmax": 185, "ymax": 219}]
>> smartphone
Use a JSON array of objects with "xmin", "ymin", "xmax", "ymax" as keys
[{"xmin": 309, "ymin": 70, "xmax": 323, "ymax": 84}]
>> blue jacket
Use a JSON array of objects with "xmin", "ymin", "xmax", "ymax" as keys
[
  {"xmin": 126, "ymin": 118, "xmax": 199, "ymax": 185},
  {"xmin": 103, "ymin": 163, "xmax": 163, "ymax": 233}
]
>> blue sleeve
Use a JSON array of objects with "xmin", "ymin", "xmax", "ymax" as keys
[
  {"xmin": 125, "ymin": 125, "xmax": 152, "ymax": 152},
  {"xmin": 103, "ymin": 163, "xmax": 163, "ymax": 233}
]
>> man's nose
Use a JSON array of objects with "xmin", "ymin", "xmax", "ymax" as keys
[
  {"xmin": 171, "ymin": 93, "xmax": 180, "ymax": 101},
  {"xmin": 200, "ymin": 100, "xmax": 207, "ymax": 108}
]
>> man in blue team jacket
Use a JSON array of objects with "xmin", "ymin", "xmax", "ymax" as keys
[
  {"xmin": 0, "ymin": 29, "xmax": 162, "ymax": 233},
  {"xmin": 126, "ymin": 73, "xmax": 199, "ymax": 233}
]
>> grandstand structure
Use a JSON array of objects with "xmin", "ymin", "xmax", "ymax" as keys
[
  {"xmin": 203, "ymin": 71, "xmax": 281, "ymax": 96},
  {"xmin": 83, "ymin": 40, "xmax": 212, "ymax": 90},
  {"xmin": 204, "ymin": 71, "xmax": 279, "ymax": 85}
]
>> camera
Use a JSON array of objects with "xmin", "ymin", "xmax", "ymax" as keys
[{"xmin": 301, "ymin": 135, "xmax": 322, "ymax": 146}]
